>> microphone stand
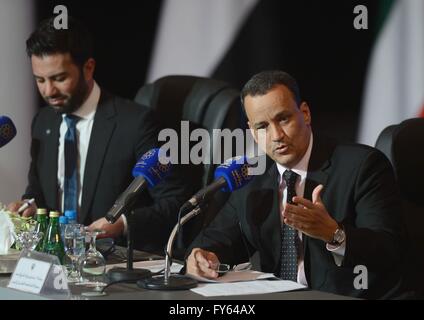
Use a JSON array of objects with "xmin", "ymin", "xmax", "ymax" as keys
[
  {"xmin": 137, "ymin": 206, "xmax": 202, "ymax": 290},
  {"xmin": 107, "ymin": 210, "xmax": 152, "ymax": 282}
]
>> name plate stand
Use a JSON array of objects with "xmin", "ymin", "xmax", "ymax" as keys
[{"xmin": 7, "ymin": 250, "xmax": 70, "ymax": 299}]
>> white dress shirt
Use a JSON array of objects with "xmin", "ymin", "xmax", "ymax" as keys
[
  {"xmin": 57, "ymin": 82, "xmax": 100, "ymax": 214},
  {"xmin": 276, "ymin": 133, "xmax": 345, "ymax": 286}
]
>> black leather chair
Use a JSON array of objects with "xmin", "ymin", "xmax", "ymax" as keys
[
  {"xmin": 135, "ymin": 75, "xmax": 243, "ymax": 186},
  {"xmin": 134, "ymin": 75, "xmax": 243, "ymax": 257},
  {"xmin": 375, "ymin": 118, "xmax": 424, "ymax": 297}
]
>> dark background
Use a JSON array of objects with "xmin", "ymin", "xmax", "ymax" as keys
[{"xmin": 35, "ymin": 0, "xmax": 380, "ymax": 142}]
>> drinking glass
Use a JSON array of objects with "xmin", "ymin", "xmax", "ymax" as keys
[
  {"xmin": 78, "ymin": 229, "xmax": 107, "ymax": 294},
  {"xmin": 64, "ymin": 224, "xmax": 85, "ymax": 282},
  {"xmin": 15, "ymin": 230, "xmax": 44, "ymax": 251}
]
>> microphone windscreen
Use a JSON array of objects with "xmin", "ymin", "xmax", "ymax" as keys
[
  {"xmin": 0, "ymin": 116, "xmax": 17, "ymax": 148},
  {"xmin": 132, "ymin": 148, "xmax": 172, "ymax": 187},
  {"xmin": 214, "ymin": 156, "xmax": 253, "ymax": 192}
]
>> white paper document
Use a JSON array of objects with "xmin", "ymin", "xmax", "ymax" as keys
[
  {"xmin": 106, "ymin": 260, "xmax": 184, "ymax": 274},
  {"xmin": 188, "ymin": 270, "xmax": 277, "ymax": 283},
  {"xmin": 191, "ymin": 280, "xmax": 306, "ymax": 297}
]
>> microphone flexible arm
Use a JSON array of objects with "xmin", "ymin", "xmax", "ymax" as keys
[{"xmin": 164, "ymin": 206, "xmax": 202, "ymax": 281}]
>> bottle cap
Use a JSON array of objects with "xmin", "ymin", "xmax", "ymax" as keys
[
  {"xmin": 59, "ymin": 216, "xmax": 68, "ymax": 224},
  {"xmin": 49, "ymin": 211, "xmax": 60, "ymax": 218},
  {"xmin": 64, "ymin": 210, "xmax": 77, "ymax": 220},
  {"xmin": 36, "ymin": 208, "xmax": 47, "ymax": 215}
]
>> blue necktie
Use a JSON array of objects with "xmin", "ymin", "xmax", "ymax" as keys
[
  {"xmin": 280, "ymin": 169, "xmax": 299, "ymax": 281},
  {"xmin": 64, "ymin": 115, "xmax": 79, "ymax": 214}
]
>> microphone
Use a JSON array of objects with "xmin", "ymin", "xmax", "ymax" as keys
[
  {"xmin": 138, "ymin": 156, "xmax": 254, "ymax": 291},
  {"xmin": 0, "ymin": 116, "xmax": 17, "ymax": 148},
  {"xmin": 106, "ymin": 148, "xmax": 172, "ymax": 283},
  {"xmin": 105, "ymin": 148, "xmax": 172, "ymax": 224},
  {"xmin": 180, "ymin": 155, "xmax": 253, "ymax": 214}
]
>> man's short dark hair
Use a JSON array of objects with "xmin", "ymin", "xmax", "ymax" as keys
[
  {"xmin": 241, "ymin": 70, "xmax": 302, "ymax": 106},
  {"xmin": 26, "ymin": 17, "xmax": 93, "ymax": 68}
]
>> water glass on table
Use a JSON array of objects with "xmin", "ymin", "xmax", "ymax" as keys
[
  {"xmin": 77, "ymin": 229, "xmax": 108, "ymax": 296},
  {"xmin": 64, "ymin": 224, "xmax": 85, "ymax": 282}
]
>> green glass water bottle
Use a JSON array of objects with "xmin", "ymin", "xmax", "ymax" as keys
[
  {"xmin": 34, "ymin": 208, "xmax": 48, "ymax": 252},
  {"xmin": 43, "ymin": 211, "xmax": 65, "ymax": 264}
]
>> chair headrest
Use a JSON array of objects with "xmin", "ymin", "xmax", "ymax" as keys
[
  {"xmin": 134, "ymin": 75, "xmax": 242, "ymax": 187},
  {"xmin": 134, "ymin": 75, "xmax": 233, "ymax": 129},
  {"xmin": 375, "ymin": 118, "xmax": 424, "ymax": 205}
]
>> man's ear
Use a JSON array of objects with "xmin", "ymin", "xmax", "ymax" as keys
[
  {"xmin": 300, "ymin": 102, "xmax": 311, "ymax": 125},
  {"xmin": 83, "ymin": 58, "xmax": 96, "ymax": 81}
]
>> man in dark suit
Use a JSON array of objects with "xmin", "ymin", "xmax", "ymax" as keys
[
  {"xmin": 8, "ymin": 17, "xmax": 191, "ymax": 253},
  {"xmin": 186, "ymin": 70, "xmax": 403, "ymax": 299}
]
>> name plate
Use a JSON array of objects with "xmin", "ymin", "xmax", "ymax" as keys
[{"xmin": 8, "ymin": 257, "xmax": 51, "ymax": 294}]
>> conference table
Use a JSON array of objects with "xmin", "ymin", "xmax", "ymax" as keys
[{"xmin": 0, "ymin": 246, "xmax": 355, "ymax": 301}]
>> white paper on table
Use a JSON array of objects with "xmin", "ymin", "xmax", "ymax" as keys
[
  {"xmin": 187, "ymin": 270, "xmax": 278, "ymax": 283},
  {"xmin": 106, "ymin": 260, "xmax": 184, "ymax": 274},
  {"xmin": 191, "ymin": 280, "xmax": 306, "ymax": 297}
]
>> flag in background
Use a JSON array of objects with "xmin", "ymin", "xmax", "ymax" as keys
[
  {"xmin": 147, "ymin": 0, "xmax": 259, "ymax": 157},
  {"xmin": 358, "ymin": 0, "xmax": 424, "ymax": 146},
  {"xmin": 0, "ymin": 0, "xmax": 36, "ymax": 204},
  {"xmin": 147, "ymin": 0, "xmax": 258, "ymax": 82}
]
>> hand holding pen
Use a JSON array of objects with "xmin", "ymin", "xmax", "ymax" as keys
[
  {"xmin": 17, "ymin": 198, "xmax": 35, "ymax": 214},
  {"xmin": 7, "ymin": 198, "xmax": 37, "ymax": 217},
  {"xmin": 7, "ymin": 199, "xmax": 37, "ymax": 217}
]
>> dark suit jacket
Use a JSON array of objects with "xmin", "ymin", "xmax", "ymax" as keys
[
  {"xmin": 190, "ymin": 136, "xmax": 403, "ymax": 299},
  {"xmin": 23, "ymin": 91, "xmax": 192, "ymax": 253}
]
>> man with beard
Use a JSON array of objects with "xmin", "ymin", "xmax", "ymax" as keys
[{"xmin": 8, "ymin": 17, "xmax": 192, "ymax": 253}]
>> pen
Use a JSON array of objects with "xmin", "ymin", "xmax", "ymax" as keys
[{"xmin": 17, "ymin": 198, "xmax": 35, "ymax": 214}]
